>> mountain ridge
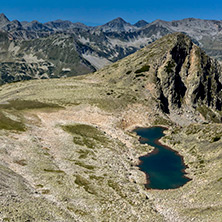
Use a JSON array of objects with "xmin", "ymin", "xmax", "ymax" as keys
[{"xmin": 1, "ymin": 13, "xmax": 222, "ymax": 84}]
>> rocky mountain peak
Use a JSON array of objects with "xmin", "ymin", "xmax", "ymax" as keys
[
  {"xmin": 134, "ymin": 20, "xmax": 148, "ymax": 27},
  {"xmin": 103, "ymin": 17, "xmax": 129, "ymax": 27},
  {"xmin": 30, "ymin": 20, "xmax": 41, "ymax": 24},
  {"xmin": 44, "ymin": 19, "xmax": 73, "ymax": 30},
  {"xmin": 0, "ymin": 13, "xmax": 9, "ymax": 21},
  {"xmin": 96, "ymin": 17, "xmax": 136, "ymax": 32},
  {"xmin": 23, "ymin": 20, "xmax": 52, "ymax": 31},
  {"xmin": 110, "ymin": 17, "xmax": 127, "ymax": 23},
  {"xmin": 2, "ymin": 20, "xmax": 23, "ymax": 32},
  {"xmin": 0, "ymin": 13, "xmax": 10, "ymax": 27},
  {"xmin": 72, "ymin": 22, "xmax": 90, "ymax": 29}
]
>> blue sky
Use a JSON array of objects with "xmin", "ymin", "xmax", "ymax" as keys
[{"xmin": 1, "ymin": 0, "xmax": 222, "ymax": 26}]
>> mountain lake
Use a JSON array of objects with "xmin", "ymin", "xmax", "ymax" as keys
[{"xmin": 134, "ymin": 126, "xmax": 191, "ymax": 189}]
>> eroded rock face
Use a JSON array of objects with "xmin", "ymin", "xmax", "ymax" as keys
[{"xmin": 155, "ymin": 34, "xmax": 222, "ymax": 114}]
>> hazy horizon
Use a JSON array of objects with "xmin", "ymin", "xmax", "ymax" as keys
[
  {"xmin": 1, "ymin": 12, "xmax": 222, "ymax": 27},
  {"xmin": 1, "ymin": 0, "xmax": 222, "ymax": 26}
]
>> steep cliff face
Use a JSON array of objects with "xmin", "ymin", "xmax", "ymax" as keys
[
  {"xmin": 155, "ymin": 34, "xmax": 222, "ymax": 121},
  {"xmin": 155, "ymin": 34, "xmax": 222, "ymax": 114}
]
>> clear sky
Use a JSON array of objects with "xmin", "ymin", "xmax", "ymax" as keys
[{"xmin": 1, "ymin": 0, "xmax": 222, "ymax": 26}]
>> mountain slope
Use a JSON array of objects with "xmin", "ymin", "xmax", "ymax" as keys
[
  {"xmin": 94, "ymin": 33, "xmax": 222, "ymax": 124},
  {"xmin": 0, "ymin": 32, "xmax": 96, "ymax": 85},
  {"xmin": 0, "ymin": 32, "xmax": 222, "ymax": 222}
]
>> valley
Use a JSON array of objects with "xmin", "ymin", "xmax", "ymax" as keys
[{"xmin": 0, "ymin": 32, "xmax": 221, "ymax": 221}]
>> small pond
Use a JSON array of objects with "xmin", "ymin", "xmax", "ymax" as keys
[{"xmin": 134, "ymin": 127, "xmax": 191, "ymax": 189}]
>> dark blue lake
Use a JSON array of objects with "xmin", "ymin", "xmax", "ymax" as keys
[{"xmin": 134, "ymin": 127, "xmax": 191, "ymax": 189}]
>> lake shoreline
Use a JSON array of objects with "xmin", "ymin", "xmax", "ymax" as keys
[{"xmin": 134, "ymin": 126, "xmax": 191, "ymax": 190}]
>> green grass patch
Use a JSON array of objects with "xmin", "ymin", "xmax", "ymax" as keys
[
  {"xmin": 0, "ymin": 99, "xmax": 62, "ymax": 110},
  {"xmin": 41, "ymin": 189, "xmax": 50, "ymax": 194},
  {"xmin": 67, "ymin": 206, "xmax": 88, "ymax": 216},
  {"xmin": 135, "ymin": 65, "xmax": 150, "ymax": 73},
  {"xmin": 217, "ymin": 177, "xmax": 222, "ymax": 182},
  {"xmin": 197, "ymin": 105, "xmax": 221, "ymax": 123},
  {"xmin": 0, "ymin": 111, "xmax": 26, "ymax": 131},
  {"xmin": 43, "ymin": 169, "xmax": 65, "ymax": 173},
  {"xmin": 77, "ymin": 149, "xmax": 94, "ymax": 159},
  {"xmin": 111, "ymin": 63, "xmax": 119, "ymax": 68},
  {"xmin": 89, "ymin": 175, "xmax": 104, "ymax": 181},
  {"xmin": 75, "ymin": 161, "xmax": 96, "ymax": 170},
  {"xmin": 88, "ymin": 98, "xmax": 125, "ymax": 112},
  {"xmin": 62, "ymin": 124, "xmax": 110, "ymax": 149},
  {"xmin": 165, "ymin": 61, "xmax": 175, "ymax": 73},
  {"xmin": 75, "ymin": 175, "xmax": 96, "ymax": 195},
  {"xmin": 36, "ymin": 184, "xmax": 44, "ymax": 188}
]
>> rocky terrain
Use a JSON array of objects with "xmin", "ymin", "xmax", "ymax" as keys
[
  {"xmin": 0, "ymin": 33, "xmax": 222, "ymax": 221},
  {"xmin": 2, "ymin": 13, "xmax": 222, "ymax": 84}
]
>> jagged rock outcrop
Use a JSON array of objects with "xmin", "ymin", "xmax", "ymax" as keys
[
  {"xmin": 134, "ymin": 20, "xmax": 149, "ymax": 28},
  {"xmin": 155, "ymin": 34, "xmax": 222, "ymax": 121},
  {"xmin": 0, "ymin": 13, "xmax": 10, "ymax": 27}
]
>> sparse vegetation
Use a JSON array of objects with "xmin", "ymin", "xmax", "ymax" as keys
[
  {"xmin": 135, "ymin": 65, "xmax": 150, "ymax": 73},
  {"xmin": 75, "ymin": 175, "xmax": 96, "ymax": 195},
  {"xmin": 153, "ymin": 116, "xmax": 174, "ymax": 126},
  {"xmin": 13, "ymin": 159, "xmax": 27, "ymax": 166},
  {"xmin": 165, "ymin": 61, "xmax": 175, "ymax": 73},
  {"xmin": 74, "ymin": 161, "xmax": 96, "ymax": 170},
  {"xmin": 77, "ymin": 149, "xmax": 94, "ymax": 159},
  {"xmin": 0, "ymin": 111, "xmax": 26, "ymax": 131},
  {"xmin": 0, "ymin": 32, "xmax": 222, "ymax": 222},
  {"xmin": 185, "ymin": 124, "xmax": 202, "ymax": 135},
  {"xmin": 0, "ymin": 99, "xmax": 62, "ymax": 110},
  {"xmin": 89, "ymin": 175, "xmax": 104, "ymax": 181},
  {"xmin": 126, "ymin": 70, "xmax": 132, "ymax": 74},
  {"xmin": 43, "ymin": 169, "xmax": 65, "ymax": 173},
  {"xmin": 197, "ymin": 105, "xmax": 221, "ymax": 123},
  {"xmin": 62, "ymin": 124, "xmax": 110, "ymax": 149},
  {"xmin": 108, "ymin": 180, "xmax": 126, "ymax": 198}
]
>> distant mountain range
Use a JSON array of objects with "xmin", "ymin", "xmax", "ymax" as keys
[{"xmin": 1, "ymin": 13, "xmax": 222, "ymax": 84}]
